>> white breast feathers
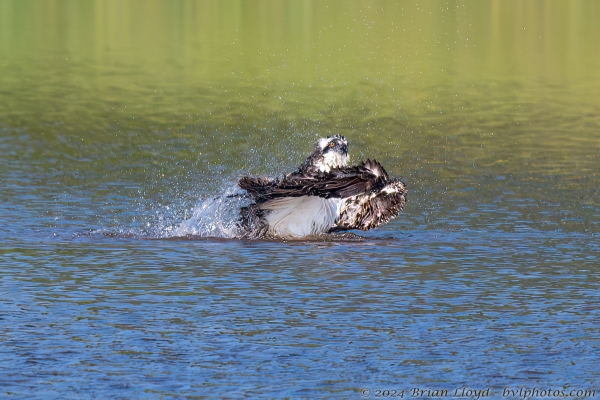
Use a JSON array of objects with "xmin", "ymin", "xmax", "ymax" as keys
[{"xmin": 260, "ymin": 196, "xmax": 343, "ymax": 238}]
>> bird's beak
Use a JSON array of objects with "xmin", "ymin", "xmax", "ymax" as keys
[{"xmin": 341, "ymin": 144, "xmax": 348, "ymax": 154}]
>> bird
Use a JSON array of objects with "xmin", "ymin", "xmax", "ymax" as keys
[{"xmin": 237, "ymin": 135, "xmax": 407, "ymax": 239}]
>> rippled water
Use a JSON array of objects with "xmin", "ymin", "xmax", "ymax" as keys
[{"xmin": 1, "ymin": 1, "xmax": 600, "ymax": 398}]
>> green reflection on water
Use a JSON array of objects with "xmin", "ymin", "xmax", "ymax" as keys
[
  {"xmin": 0, "ymin": 0, "xmax": 598, "ymax": 222},
  {"xmin": 2, "ymin": 0, "xmax": 600, "ymax": 122}
]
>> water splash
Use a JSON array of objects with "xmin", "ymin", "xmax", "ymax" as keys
[{"xmin": 165, "ymin": 184, "xmax": 250, "ymax": 239}]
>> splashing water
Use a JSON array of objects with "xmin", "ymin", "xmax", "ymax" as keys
[
  {"xmin": 166, "ymin": 184, "xmax": 250, "ymax": 239},
  {"xmin": 88, "ymin": 183, "xmax": 251, "ymax": 240}
]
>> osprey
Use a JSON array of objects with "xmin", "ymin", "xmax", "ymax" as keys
[{"xmin": 238, "ymin": 135, "xmax": 407, "ymax": 239}]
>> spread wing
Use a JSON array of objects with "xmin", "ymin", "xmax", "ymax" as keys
[
  {"xmin": 237, "ymin": 176, "xmax": 278, "ymax": 199},
  {"xmin": 239, "ymin": 159, "xmax": 390, "ymax": 201},
  {"xmin": 331, "ymin": 179, "xmax": 407, "ymax": 232}
]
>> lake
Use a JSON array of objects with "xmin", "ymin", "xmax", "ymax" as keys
[{"xmin": 1, "ymin": 0, "xmax": 599, "ymax": 398}]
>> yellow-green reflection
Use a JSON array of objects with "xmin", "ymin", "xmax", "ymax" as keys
[
  {"xmin": 2, "ymin": 1, "xmax": 599, "ymax": 82},
  {"xmin": 0, "ymin": 0, "xmax": 599, "ymax": 178}
]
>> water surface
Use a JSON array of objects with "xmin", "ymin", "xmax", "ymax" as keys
[{"xmin": 1, "ymin": 1, "xmax": 599, "ymax": 398}]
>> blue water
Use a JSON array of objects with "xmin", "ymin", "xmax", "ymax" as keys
[
  {"xmin": 2, "ymin": 104, "xmax": 600, "ymax": 397},
  {"xmin": 2, "ymin": 209, "xmax": 599, "ymax": 398}
]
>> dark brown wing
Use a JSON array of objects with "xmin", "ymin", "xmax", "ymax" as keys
[
  {"xmin": 238, "ymin": 176, "xmax": 277, "ymax": 199},
  {"xmin": 238, "ymin": 159, "xmax": 390, "ymax": 201},
  {"xmin": 331, "ymin": 179, "xmax": 407, "ymax": 232}
]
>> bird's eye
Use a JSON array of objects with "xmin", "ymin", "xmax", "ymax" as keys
[{"xmin": 329, "ymin": 142, "xmax": 335, "ymax": 148}]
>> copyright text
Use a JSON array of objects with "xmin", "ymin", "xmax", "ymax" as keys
[{"xmin": 358, "ymin": 387, "xmax": 596, "ymax": 399}]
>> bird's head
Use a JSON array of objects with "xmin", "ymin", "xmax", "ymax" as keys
[
  {"xmin": 314, "ymin": 134, "xmax": 349, "ymax": 172},
  {"xmin": 295, "ymin": 134, "xmax": 350, "ymax": 175}
]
